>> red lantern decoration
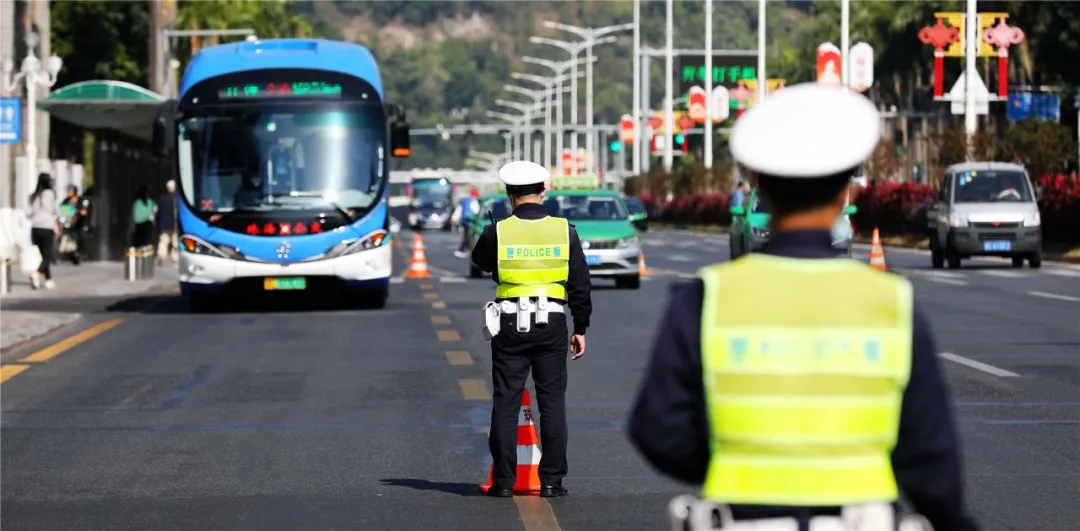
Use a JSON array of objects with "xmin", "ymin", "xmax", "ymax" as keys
[
  {"xmin": 918, "ymin": 18, "xmax": 961, "ymax": 98},
  {"xmin": 983, "ymin": 19, "xmax": 1024, "ymax": 98}
]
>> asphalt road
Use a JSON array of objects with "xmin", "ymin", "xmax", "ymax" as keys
[{"xmin": 1, "ymin": 227, "xmax": 1077, "ymax": 530}]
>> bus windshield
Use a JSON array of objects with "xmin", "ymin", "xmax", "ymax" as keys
[
  {"xmin": 411, "ymin": 179, "xmax": 452, "ymax": 207},
  {"xmin": 176, "ymin": 103, "xmax": 386, "ymax": 214}
]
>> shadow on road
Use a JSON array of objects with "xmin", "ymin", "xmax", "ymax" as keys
[{"xmin": 379, "ymin": 478, "xmax": 482, "ymax": 497}]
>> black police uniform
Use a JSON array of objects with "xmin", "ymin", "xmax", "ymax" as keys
[
  {"xmin": 471, "ymin": 202, "xmax": 592, "ymax": 495},
  {"xmin": 627, "ymin": 230, "xmax": 980, "ymax": 530}
]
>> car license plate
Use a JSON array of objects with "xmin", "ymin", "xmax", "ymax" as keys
[
  {"xmin": 264, "ymin": 277, "xmax": 306, "ymax": 290},
  {"xmin": 983, "ymin": 240, "xmax": 1011, "ymax": 252},
  {"xmin": 586, "ymin": 254, "xmax": 602, "ymax": 266}
]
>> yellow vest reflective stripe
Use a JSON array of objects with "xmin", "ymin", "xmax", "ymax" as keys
[
  {"xmin": 496, "ymin": 216, "xmax": 570, "ymax": 299},
  {"xmin": 699, "ymin": 254, "xmax": 913, "ymax": 507}
]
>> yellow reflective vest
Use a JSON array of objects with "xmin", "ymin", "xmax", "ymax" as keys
[
  {"xmin": 496, "ymin": 216, "xmax": 570, "ymax": 299},
  {"xmin": 699, "ymin": 254, "xmax": 913, "ymax": 507}
]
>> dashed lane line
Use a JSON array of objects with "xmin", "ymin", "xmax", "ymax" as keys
[
  {"xmin": 445, "ymin": 350, "xmax": 474, "ymax": 365},
  {"xmin": 431, "ymin": 315, "xmax": 452, "ymax": 325},
  {"xmin": 432, "ymin": 301, "xmax": 447, "ymax": 309},
  {"xmin": 437, "ymin": 330, "xmax": 461, "ymax": 342},
  {"xmin": 1028, "ymin": 291, "xmax": 1080, "ymax": 303},
  {"xmin": 515, "ymin": 497, "xmax": 563, "ymax": 531},
  {"xmin": 423, "ymin": 292, "xmax": 439, "ymax": 300},
  {"xmin": 458, "ymin": 378, "xmax": 491, "ymax": 400},
  {"xmin": 939, "ymin": 352, "xmax": 1021, "ymax": 378}
]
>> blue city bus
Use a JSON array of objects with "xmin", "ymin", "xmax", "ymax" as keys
[{"xmin": 151, "ymin": 38, "xmax": 410, "ymax": 311}]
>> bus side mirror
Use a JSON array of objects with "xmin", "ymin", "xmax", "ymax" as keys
[
  {"xmin": 390, "ymin": 120, "xmax": 410, "ymax": 158},
  {"xmin": 152, "ymin": 99, "xmax": 178, "ymax": 159}
]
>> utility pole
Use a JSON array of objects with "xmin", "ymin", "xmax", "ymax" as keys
[
  {"xmin": 964, "ymin": 0, "xmax": 978, "ymax": 159},
  {"xmin": 632, "ymin": 0, "xmax": 641, "ymax": 176},
  {"xmin": 841, "ymin": 0, "xmax": 850, "ymax": 89},
  {"xmin": 756, "ymin": 0, "xmax": 767, "ymax": 103}
]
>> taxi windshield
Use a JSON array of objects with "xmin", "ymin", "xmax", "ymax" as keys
[{"xmin": 542, "ymin": 195, "xmax": 628, "ymax": 220}]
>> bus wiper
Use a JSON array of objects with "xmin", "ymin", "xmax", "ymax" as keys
[{"xmin": 267, "ymin": 192, "xmax": 354, "ymax": 220}]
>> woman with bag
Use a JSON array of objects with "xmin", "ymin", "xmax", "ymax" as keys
[
  {"xmin": 131, "ymin": 185, "xmax": 158, "ymax": 248},
  {"xmin": 25, "ymin": 173, "xmax": 61, "ymax": 289}
]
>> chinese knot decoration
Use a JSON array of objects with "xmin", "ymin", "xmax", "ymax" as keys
[
  {"xmin": 983, "ymin": 19, "xmax": 1024, "ymax": 98},
  {"xmin": 918, "ymin": 18, "xmax": 961, "ymax": 98}
]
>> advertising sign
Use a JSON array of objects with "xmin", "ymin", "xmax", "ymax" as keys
[
  {"xmin": 849, "ymin": 42, "xmax": 874, "ymax": 92},
  {"xmin": 676, "ymin": 54, "xmax": 758, "ymax": 115},
  {"xmin": 816, "ymin": 43, "xmax": 842, "ymax": 86}
]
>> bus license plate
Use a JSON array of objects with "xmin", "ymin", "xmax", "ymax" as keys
[
  {"xmin": 586, "ymin": 255, "xmax": 602, "ymax": 266},
  {"xmin": 983, "ymin": 241, "xmax": 1011, "ymax": 252},
  {"xmin": 264, "ymin": 277, "xmax": 306, "ymax": 290}
]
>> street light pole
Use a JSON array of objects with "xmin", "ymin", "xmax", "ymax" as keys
[
  {"xmin": 705, "ymin": 0, "xmax": 714, "ymax": 169},
  {"xmin": 663, "ymin": 0, "xmax": 674, "ymax": 172},
  {"xmin": 757, "ymin": 0, "xmax": 767, "ymax": 103},
  {"xmin": 486, "ymin": 111, "xmax": 523, "ymax": 159},
  {"xmin": 543, "ymin": 21, "xmax": 634, "ymax": 175},
  {"xmin": 512, "ymin": 71, "xmax": 581, "ymax": 170},
  {"xmin": 632, "ymin": 0, "xmax": 642, "ymax": 176},
  {"xmin": 2, "ymin": 31, "xmax": 63, "ymax": 209},
  {"xmin": 504, "ymin": 83, "xmax": 573, "ymax": 165},
  {"xmin": 522, "ymin": 56, "xmax": 596, "ymax": 174},
  {"xmin": 841, "ymin": 0, "xmax": 850, "ymax": 88},
  {"xmin": 495, "ymin": 99, "xmax": 541, "ymax": 162},
  {"xmin": 964, "ymin": 0, "xmax": 978, "ymax": 159}
]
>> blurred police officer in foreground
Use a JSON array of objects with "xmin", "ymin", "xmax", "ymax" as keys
[
  {"xmin": 627, "ymin": 84, "xmax": 979, "ymax": 531},
  {"xmin": 472, "ymin": 161, "xmax": 592, "ymax": 498}
]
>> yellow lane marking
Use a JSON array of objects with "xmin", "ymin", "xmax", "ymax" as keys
[
  {"xmin": 437, "ymin": 330, "xmax": 461, "ymax": 342},
  {"xmin": 458, "ymin": 378, "xmax": 491, "ymax": 400},
  {"xmin": 445, "ymin": 350, "xmax": 474, "ymax": 365},
  {"xmin": 514, "ymin": 496, "xmax": 563, "ymax": 531},
  {"xmin": 432, "ymin": 301, "xmax": 447, "ymax": 309},
  {"xmin": 431, "ymin": 315, "xmax": 451, "ymax": 325},
  {"xmin": 420, "ymin": 283, "xmax": 434, "ymax": 290},
  {"xmin": 19, "ymin": 318, "xmax": 126, "ymax": 364},
  {"xmin": 423, "ymin": 292, "xmax": 439, "ymax": 300},
  {"xmin": 0, "ymin": 364, "xmax": 31, "ymax": 384}
]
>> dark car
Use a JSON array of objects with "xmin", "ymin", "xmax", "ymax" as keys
[{"xmin": 624, "ymin": 196, "xmax": 648, "ymax": 232}]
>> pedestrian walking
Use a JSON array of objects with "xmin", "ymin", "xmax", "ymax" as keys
[
  {"xmin": 628, "ymin": 84, "xmax": 979, "ymax": 531},
  {"xmin": 157, "ymin": 180, "xmax": 179, "ymax": 264},
  {"xmin": 131, "ymin": 185, "xmax": 157, "ymax": 248},
  {"xmin": 471, "ymin": 161, "xmax": 592, "ymax": 498},
  {"xmin": 25, "ymin": 173, "xmax": 61, "ymax": 289},
  {"xmin": 454, "ymin": 188, "xmax": 481, "ymax": 258}
]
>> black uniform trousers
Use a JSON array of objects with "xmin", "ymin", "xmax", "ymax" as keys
[{"xmin": 489, "ymin": 308, "xmax": 570, "ymax": 489}]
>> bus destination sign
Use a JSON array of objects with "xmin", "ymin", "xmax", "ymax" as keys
[{"xmin": 218, "ymin": 81, "xmax": 343, "ymax": 100}]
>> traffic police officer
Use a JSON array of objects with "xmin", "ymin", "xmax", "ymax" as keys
[
  {"xmin": 627, "ymin": 84, "xmax": 980, "ymax": 531},
  {"xmin": 471, "ymin": 160, "xmax": 592, "ymax": 498}
]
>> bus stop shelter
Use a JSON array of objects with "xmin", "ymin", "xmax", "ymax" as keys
[{"xmin": 39, "ymin": 80, "xmax": 172, "ymax": 261}]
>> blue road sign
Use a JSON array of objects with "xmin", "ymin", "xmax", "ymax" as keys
[{"xmin": 0, "ymin": 98, "xmax": 22, "ymax": 144}]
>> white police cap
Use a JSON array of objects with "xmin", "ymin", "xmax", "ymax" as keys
[
  {"xmin": 498, "ymin": 160, "xmax": 550, "ymax": 187},
  {"xmin": 730, "ymin": 83, "xmax": 880, "ymax": 179}
]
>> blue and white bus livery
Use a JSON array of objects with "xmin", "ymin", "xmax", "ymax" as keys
[{"xmin": 151, "ymin": 38, "xmax": 411, "ymax": 311}]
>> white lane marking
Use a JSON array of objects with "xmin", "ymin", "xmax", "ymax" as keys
[
  {"xmin": 666, "ymin": 254, "xmax": 696, "ymax": 262},
  {"xmin": 913, "ymin": 270, "xmax": 965, "ymax": 279},
  {"xmin": 1028, "ymin": 291, "xmax": 1080, "ymax": 302},
  {"xmin": 440, "ymin": 276, "xmax": 467, "ymax": 283},
  {"xmin": 1044, "ymin": 269, "xmax": 1080, "ymax": 278},
  {"xmin": 390, "ymin": 277, "xmax": 405, "ymax": 284},
  {"xmin": 939, "ymin": 352, "xmax": 1021, "ymax": 378},
  {"xmin": 925, "ymin": 277, "xmax": 969, "ymax": 286},
  {"xmin": 980, "ymin": 270, "xmax": 1025, "ymax": 278}
]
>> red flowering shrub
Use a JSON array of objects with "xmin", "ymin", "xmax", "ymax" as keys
[{"xmin": 627, "ymin": 174, "xmax": 1079, "ymax": 244}]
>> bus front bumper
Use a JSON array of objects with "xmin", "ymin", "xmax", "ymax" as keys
[{"xmin": 179, "ymin": 245, "xmax": 392, "ymax": 294}]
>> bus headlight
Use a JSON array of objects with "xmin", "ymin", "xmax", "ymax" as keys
[
  {"xmin": 326, "ymin": 229, "xmax": 388, "ymax": 258},
  {"xmin": 180, "ymin": 234, "xmax": 241, "ymax": 259}
]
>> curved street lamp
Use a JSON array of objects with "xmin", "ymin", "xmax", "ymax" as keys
[{"xmin": 521, "ymin": 56, "xmax": 596, "ymax": 165}]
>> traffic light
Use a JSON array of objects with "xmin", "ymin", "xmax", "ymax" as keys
[
  {"xmin": 674, "ymin": 133, "xmax": 688, "ymax": 154},
  {"xmin": 610, "ymin": 140, "xmax": 622, "ymax": 153}
]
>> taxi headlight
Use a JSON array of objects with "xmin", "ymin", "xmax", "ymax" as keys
[
  {"xmin": 751, "ymin": 226, "xmax": 770, "ymax": 239},
  {"xmin": 615, "ymin": 237, "xmax": 638, "ymax": 249},
  {"xmin": 179, "ymin": 234, "xmax": 241, "ymax": 259},
  {"xmin": 1024, "ymin": 211, "xmax": 1041, "ymax": 227},
  {"xmin": 949, "ymin": 213, "xmax": 968, "ymax": 227},
  {"xmin": 326, "ymin": 229, "xmax": 388, "ymax": 258}
]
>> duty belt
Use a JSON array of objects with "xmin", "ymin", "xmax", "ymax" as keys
[
  {"xmin": 667, "ymin": 496, "xmax": 934, "ymax": 531},
  {"xmin": 500, "ymin": 296, "xmax": 564, "ymax": 333}
]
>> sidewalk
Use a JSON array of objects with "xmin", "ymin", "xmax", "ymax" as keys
[{"xmin": 0, "ymin": 261, "xmax": 178, "ymax": 352}]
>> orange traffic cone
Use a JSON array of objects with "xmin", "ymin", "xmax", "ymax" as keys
[
  {"xmin": 480, "ymin": 389, "xmax": 542, "ymax": 495},
  {"xmin": 869, "ymin": 228, "xmax": 887, "ymax": 271},
  {"xmin": 408, "ymin": 234, "xmax": 431, "ymax": 278},
  {"xmin": 639, "ymin": 252, "xmax": 650, "ymax": 276}
]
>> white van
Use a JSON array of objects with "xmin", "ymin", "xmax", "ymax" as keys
[{"xmin": 927, "ymin": 162, "xmax": 1043, "ymax": 269}]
